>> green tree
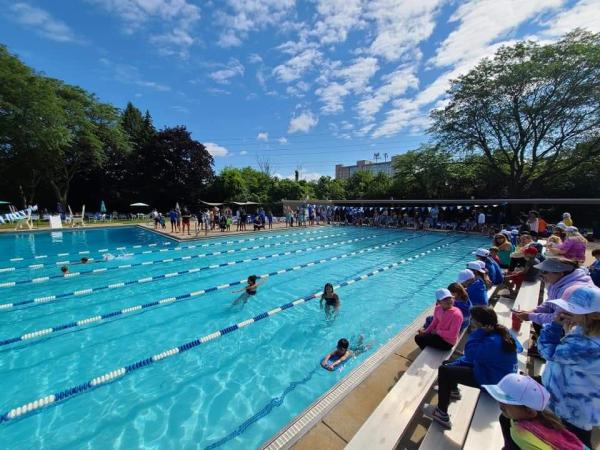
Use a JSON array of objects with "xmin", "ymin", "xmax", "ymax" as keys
[
  {"xmin": 345, "ymin": 171, "xmax": 374, "ymax": 199},
  {"xmin": 215, "ymin": 167, "xmax": 249, "ymax": 201},
  {"xmin": 366, "ymin": 172, "xmax": 392, "ymax": 199},
  {"xmin": 431, "ymin": 30, "xmax": 600, "ymax": 197},
  {"xmin": 314, "ymin": 176, "xmax": 346, "ymax": 199}
]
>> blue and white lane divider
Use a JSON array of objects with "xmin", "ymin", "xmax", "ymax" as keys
[
  {"xmin": 0, "ymin": 229, "xmax": 330, "ymax": 270},
  {"xmin": 0, "ymin": 230, "xmax": 362, "ymax": 286},
  {"xmin": 0, "ymin": 237, "xmax": 459, "ymax": 423},
  {"xmin": 0, "ymin": 233, "xmax": 404, "ymax": 313},
  {"xmin": 0, "ymin": 236, "xmax": 428, "ymax": 346}
]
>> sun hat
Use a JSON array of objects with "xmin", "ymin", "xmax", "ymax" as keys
[
  {"xmin": 534, "ymin": 258, "xmax": 576, "ymax": 273},
  {"xmin": 474, "ymin": 248, "xmax": 490, "ymax": 257},
  {"xmin": 483, "ymin": 373, "xmax": 550, "ymax": 411},
  {"xmin": 457, "ymin": 269, "xmax": 475, "ymax": 284},
  {"xmin": 555, "ymin": 222, "xmax": 567, "ymax": 231},
  {"xmin": 523, "ymin": 246, "xmax": 538, "ymax": 256},
  {"xmin": 563, "ymin": 212, "xmax": 571, "ymax": 218},
  {"xmin": 547, "ymin": 287, "xmax": 600, "ymax": 315},
  {"xmin": 467, "ymin": 261, "xmax": 486, "ymax": 273},
  {"xmin": 435, "ymin": 288, "xmax": 453, "ymax": 301}
]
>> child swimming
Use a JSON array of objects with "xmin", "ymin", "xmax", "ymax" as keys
[
  {"xmin": 321, "ymin": 336, "xmax": 373, "ymax": 371},
  {"xmin": 231, "ymin": 275, "xmax": 264, "ymax": 306},
  {"xmin": 319, "ymin": 283, "xmax": 340, "ymax": 319}
]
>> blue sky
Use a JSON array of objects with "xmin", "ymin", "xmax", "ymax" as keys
[{"xmin": 1, "ymin": 0, "xmax": 598, "ymax": 179}]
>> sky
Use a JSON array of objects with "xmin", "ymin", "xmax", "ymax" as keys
[{"xmin": 1, "ymin": 0, "xmax": 599, "ymax": 180}]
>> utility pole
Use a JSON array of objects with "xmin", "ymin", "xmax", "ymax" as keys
[
  {"xmin": 373, "ymin": 152, "xmax": 380, "ymax": 163},
  {"xmin": 384, "ymin": 152, "xmax": 388, "ymax": 162}
]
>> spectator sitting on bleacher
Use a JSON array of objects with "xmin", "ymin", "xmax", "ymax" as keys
[
  {"xmin": 483, "ymin": 373, "xmax": 587, "ymax": 450},
  {"xmin": 489, "ymin": 246, "xmax": 501, "ymax": 265},
  {"xmin": 422, "ymin": 306, "xmax": 518, "ymax": 429},
  {"xmin": 468, "ymin": 260, "xmax": 493, "ymax": 289},
  {"xmin": 504, "ymin": 247, "xmax": 540, "ymax": 298},
  {"xmin": 513, "ymin": 258, "xmax": 594, "ymax": 329},
  {"xmin": 415, "ymin": 289, "xmax": 463, "ymax": 351},
  {"xmin": 547, "ymin": 226, "xmax": 587, "ymax": 263},
  {"xmin": 493, "ymin": 233, "xmax": 514, "ymax": 269},
  {"xmin": 589, "ymin": 249, "xmax": 600, "ymax": 288},
  {"xmin": 537, "ymin": 287, "xmax": 600, "ymax": 447},
  {"xmin": 474, "ymin": 248, "xmax": 504, "ymax": 285},
  {"xmin": 458, "ymin": 268, "xmax": 489, "ymax": 306},
  {"xmin": 448, "ymin": 282, "xmax": 472, "ymax": 331}
]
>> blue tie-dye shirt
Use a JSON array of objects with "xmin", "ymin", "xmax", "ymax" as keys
[{"xmin": 538, "ymin": 322, "xmax": 600, "ymax": 431}]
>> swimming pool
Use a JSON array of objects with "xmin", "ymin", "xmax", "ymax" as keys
[{"xmin": 0, "ymin": 226, "xmax": 489, "ymax": 449}]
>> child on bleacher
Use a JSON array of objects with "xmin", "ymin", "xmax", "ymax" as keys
[
  {"xmin": 537, "ymin": 287, "xmax": 600, "ymax": 447},
  {"xmin": 589, "ymin": 249, "xmax": 600, "ymax": 288},
  {"xmin": 415, "ymin": 289, "xmax": 463, "ymax": 351},
  {"xmin": 458, "ymin": 269, "xmax": 488, "ymax": 306},
  {"xmin": 504, "ymin": 247, "xmax": 540, "ymax": 297},
  {"xmin": 483, "ymin": 373, "xmax": 588, "ymax": 450},
  {"xmin": 448, "ymin": 282, "xmax": 472, "ymax": 331},
  {"xmin": 422, "ymin": 306, "xmax": 517, "ymax": 429}
]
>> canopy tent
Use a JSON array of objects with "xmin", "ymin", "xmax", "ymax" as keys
[
  {"xmin": 230, "ymin": 201, "xmax": 260, "ymax": 206},
  {"xmin": 199, "ymin": 201, "xmax": 225, "ymax": 207},
  {"xmin": 130, "ymin": 202, "xmax": 149, "ymax": 207}
]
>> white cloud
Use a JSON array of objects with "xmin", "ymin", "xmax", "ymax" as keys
[
  {"xmin": 205, "ymin": 142, "xmax": 229, "ymax": 157},
  {"xmin": 239, "ymin": 150, "xmax": 248, "ymax": 155},
  {"xmin": 312, "ymin": 0, "xmax": 365, "ymax": 44},
  {"xmin": 277, "ymin": 137, "xmax": 288, "ymax": 144},
  {"xmin": 364, "ymin": 0, "xmax": 444, "ymax": 61},
  {"xmin": 257, "ymin": 132, "xmax": 269, "ymax": 141},
  {"xmin": 288, "ymin": 111, "xmax": 318, "ymax": 134},
  {"xmin": 10, "ymin": 3, "xmax": 77, "ymax": 42},
  {"xmin": 540, "ymin": 0, "xmax": 600, "ymax": 37},
  {"xmin": 432, "ymin": 0, "xmax": 564, "ymax": 68},
  {"xmin": 248, "ymin": 53, "xmax": 263, "ymax": 64},
  {"xmin": 90, "ymin": 0, "xmax": 200, "ymax": 56},
  {"xmin": 317, "ymin": 56, "xmax": 379, "ymax": 114},
  {"xmin": 99, "ymin": 58, "xmax": 171, "ymax": 91},
  {"xmin": 216, "ymin": 0, "xmax": 295, "ymax": 47},
  {"xmin": 273, "ymin": 48, "xmax": 322, "ymax": 83},
  {"xmin": 210, "ymin": 59, "xmax": 245, "ymax": 84}
]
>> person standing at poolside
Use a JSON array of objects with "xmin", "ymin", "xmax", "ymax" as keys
[{"xmin": 181, "ymin": 206, "xmax": 191, "ymax": 235}]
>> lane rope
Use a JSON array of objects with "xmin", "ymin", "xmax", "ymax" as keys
[
  {"xmin": 0, "ymin": 235, "xmax": 426, "ymax": 346},
  {"xmin": 0, "ymin": 229, "xmax": 330, "ymax": 270},
  {"xmin": 0, "ymin": 230, "xmax": 360, "ymax": 286},
  {"xmin": 0, "ymin": 236, "xmax": 463, "ymax": 423},
  {"xmin": 0, "ymin": 233, "xmax": 406, "ymax": 312}
]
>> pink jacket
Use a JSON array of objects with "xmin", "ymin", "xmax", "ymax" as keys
[{"xmin": 425, "ymin": 305, "xmax": 463, "ymax": 345}]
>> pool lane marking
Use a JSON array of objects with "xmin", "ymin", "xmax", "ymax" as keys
[
  {"xmin": 0, "ymin": 230, "xmax": 360, "ymax": 285},
  {"xmin": 0, "ymin": 237, "xmax": 462, "ymax": 422},
  {"xmin": 0, "ymin": 232, "xmax": 402, "ymax": 312},
  {"xmin": 0, "ymin": 229, "xmax": 331, "ymax": 270},
  {"xmin": 0, "ymin": 235, "xmax": 427, "ymax": 345}
]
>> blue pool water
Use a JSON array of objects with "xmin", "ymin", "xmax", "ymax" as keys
[{"xmin": 0, "ymin": 226, "xmax": 489, "ymax": 449}]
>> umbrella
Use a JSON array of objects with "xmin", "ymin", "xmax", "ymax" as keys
[
  {"xmin": 130, "ymin": 202, "xmax": 149, "ymax": 207},
  {"xmin": 100, "ymin": 200, "xmax": 107, "ymax": 213}
]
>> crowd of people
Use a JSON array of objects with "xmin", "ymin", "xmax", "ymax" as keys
[{"xmin": 405, "ymin": 217, "xmax": 600, "ymax": 449}]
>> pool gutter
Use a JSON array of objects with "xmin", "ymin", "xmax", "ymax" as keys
[{"xmin": 260, "ymin": 308, "xmax": 431, "ymax": 450}]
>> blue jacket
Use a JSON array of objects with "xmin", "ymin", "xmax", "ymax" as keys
[
  {"xmin": 467, "ymin": 278, "xmax": 488, "ymax": 306},
  {"xmin": 447, "ymin": 328, "xmax": 517, "ymax": 385},
  {"xmin": 485, "ymin": 257, "xmax": 504, "ymax": 285},
  {"xmin": 538, "ymin": 322, "xmax": 600, "ymax": 431},
  {"xmin": 454, "ymin": 298, "xmax": 472, "ymax": 331}
]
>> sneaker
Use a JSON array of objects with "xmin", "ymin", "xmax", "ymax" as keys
[
  {"xmin": 450, "ymin": 388, "xmax": 462, "ymax": 400},
  {"xmin": 422, "ymin": 404, "xmax": 452, "ymax": 429}
]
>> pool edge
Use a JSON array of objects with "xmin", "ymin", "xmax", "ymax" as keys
[{"xmin": 260, "ymin": 307, "xmax": 431, "ymax": 450}]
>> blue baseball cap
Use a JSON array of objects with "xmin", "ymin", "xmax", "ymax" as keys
[
  {"xmin": 548, "ymin": 287, "xmax": 600, "ymax": 315},
  {"xmin": 483, "ymin": 373, "xmax": 550, "ymax": 411}
]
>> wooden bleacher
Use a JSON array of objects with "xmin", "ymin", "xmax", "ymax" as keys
[{"xmin": 345, "ymin": 280, "xmax": 543, "ymax": 450}]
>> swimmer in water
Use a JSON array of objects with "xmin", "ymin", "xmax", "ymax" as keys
[
  {"xmin": 321, "ymin": 335, "xmax": 373, "ymax": 371},
  {"xmin": 80, "ymin": 257, "xmax": 89, "ymax": 264},
  {"xmin": 231, "ymin": 275, "xmax": 264, "ymax": 306},
  {"xmin": 60, "ymin": 265, "xmax": 69, "ymax": 275},
  {"xmin": 102, "ymin": 253, "xmax": 115, "ymax": 261},
  {"xmin": 319, "ymin": 283, "xmax": 340, "ymax": 319}
]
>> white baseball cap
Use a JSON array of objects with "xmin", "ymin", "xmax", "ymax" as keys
[
  {"xmin": 435, "ymin": 288, "xmax": 453, "ymax": 301},
  {"xmin": 457, "ymin": 269, "xmax": 475, "ymax": 284},
  {"xmin": 473, "ymin": 248, "xmax": 490, "ymax": 257},
  {"xmin": 467, "ymin": 261, "xmax": 486, "ymax": 273},
  {"xmin": 483, "ymin": 373, "xmax": 550, "ymax": 411},
  {"xmin": 547, "ymin": 287, "xmax": 600, "ymax": 315},
  {"xmin": 555, "ymin": 222, "xmax": 567, "ymax": 231}
]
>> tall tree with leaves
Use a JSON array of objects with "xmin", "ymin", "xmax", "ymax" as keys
[{"xmin": 431, "ymin": 30, "xmax": 600, "ymax": 197}]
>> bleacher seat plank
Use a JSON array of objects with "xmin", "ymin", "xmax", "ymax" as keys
[
  {"xmin": 418, "ymin": 386, "xmax": 480, "ymax": 450},
  {"xmin": 345, "ymin": 347, "xmax": 454, "ymax": 450},
  {"xmin": 462, "ymin": 394, "xmax": 504, "ymax": 450}
]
